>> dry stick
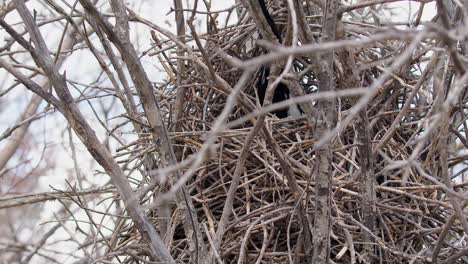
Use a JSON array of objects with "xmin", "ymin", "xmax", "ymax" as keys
[
  {"xmin": 315, "ymin": 31, "xmax": 428, "ymax": 149},
  {"xmin": 0, "ymin": 58, "xmax": 64, "ymax": 113},
  {"xmin": 0, "ymin": 94, "xmax": 42, "ymax": 171},
  {"xmin": 51, "ymin": 208, "xmax": 92, "ymax": 259},
  {"xmin": 208, "ymin": 61, "xmax": 295, "ymax": 263},
  {"xmin": 203, "ymin": 223, "xmax": 224, "ymax": 264},
  {"xmin": 226, "ymin": 29, "xmax": 421, "ymax": 70},
  {"xmin": 243, "ymin": 2, "xmax": 314, "ymax": 262},
  {"xmin": 157, "ymin": 0, "xmax": 208, "ymax": 258},
  {"xmin": 86, "ymin": 20, "xmax": 140, "ymax": 127},
  {"xmin": 11, "ymin": 1, "xmax": 174, "ymax": 262},
  {"xmin": 79, "ymin": 21, "xmax": 142, "ymax": 134},
  {"xmin": 140, "ymin": 90, "xmax": 390, "ymax": 178},
  {"xmin": 399, "ymin": 70, "xmax": 468, "ymax": 205},
  {"xmin": 0, "ymin": 0, "xmax": 28, "ymax": 18},
  {"xmin": 357, "ymin": 105, "xmax": 376, "ymax": 263},
  {"xmin": 375, "ymin": 51, "xmax": 440, "ymax": 154},
  {"xmin": 437, "ymin": 85, "xmax": 468, "ymax": 237},
  {"xmin": 0, "ymin": 10, "xmax": 87, "ymax": 172},
  {"xmin": 435, "ymin": 0, "xmax": 466, "ymax": 74},
  {"xmin": 136, "ymin": 69, "xmax": 252, "ymax": 263},
  {"xmin": 208, "ymin": 1, "xmax": 301, "ymax": 256},
  {"xmin": 312, "ymin": 0, "xmax": 339, "ymax": 263},
  {"xmin": 151, "ymin": 23, "xmax": 179, "ymax": 242},
  {"xmin": 260, "ymin": 124, "xmax": 314, "ymax": 256},
  {"xmin": 431, "ymin": 212, "xmax": 457, "ymax": 264},
  {"xmin": 187, "ymin": 0, "xmax": 217, "ymax": 83},
  {"xmin": 128, "ymin": 7, "xmax": 257, "ymax": 115},
  {"xmin": 254, "ymin": 224, "xmax": 270, "ymax": 264},
  {"xmin": 0, "ymin": 187, "xmax": 115, "ymax": 209},
  {"xmin": 340, "ymin": 221, "xmax": 356, "ymax": 264},
  {"xmin": 105, "ymin": 0, "xmax": 171, "ymax": 247},
  {"xmin": 221, "ymin": 4, "xmax": 459, "ymax": 262},
  {"xmin": 263, "ymin": 0, "xmax": 314, "ymax": 263},
  {"xmin": 282, "ymin": 2, "xmax": 315, "ymax": 262},
  {"xmin": 12, "ymin": 201, "xmax": 101, "ymax": 263},
  {"xmin": 337, "ymin": 29, "xmax": 377, "ymax": 264},
  {"xmin": 172, "ymin": 0, "xmax": 187, "ymax": 134},
  {"xmin": 237, "ymin": 217, "xmax": 264, "ymax": 264},
  {"xmin": 81, "ymin": 1, "xmax": 206, "ymax": 262},
  {"xmin": 163, "ymin": 71, "xmax": 254, "ymax": 198},
  {"xmin": 208, "ymin": 109, "xmax": 264, "ymax": 262},
  {"xmin": 287, "ymin": 0, "xmax": 316, "ymax": 260},
  {"xmin": 67, "ymin": 124, "xmax": 119, "ymax": 260},
  {"xmin": 439, "ymin": 247, "xmax": 468, "ymax": 264},
  {"xmin": 81, "ymin": 18, "xmax": 160, "ymax": 248},
  {"xmin": 127, "ymin": 9, "xmax": 260, "ymax": 128},
  {"xmin": 413, "ymin": 164, "xmax": 468, "ymax": 201},
  {"xmin": 345, "ymin": 214, "xmax": 424, "ymax": 261},
  {"xmin": 80, "ymin": 0, "xmax": 174, "ymax": 180},
  {"xmin": 336, "ymin": 10, "xmax": 376, "ymax": 261},
  {"xmin": 286, "ymin": 187, "xmax": 308, "ymax": 263},
  {"xmin": 61, "ymin": 183, "xmax": 115, "ymax": 254},
  {"xmin": 256, "ymin": 66, "xmax": 315, "ymax": 263},
  {"xmin": 339, "ymin": 0, "xmax": 434, "ymax": 14},
  {"xmin": 150, "ymin": 31, "xmax": 177, "ymax": 82},
  {"xmin": 22, "ymin": 221, "xmax": 61, "ymax": 263}
]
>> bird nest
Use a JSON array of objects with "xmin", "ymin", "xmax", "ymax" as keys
[{"xmin": 111, "ymin": 4, "xmax": 467, "ymax": 264}]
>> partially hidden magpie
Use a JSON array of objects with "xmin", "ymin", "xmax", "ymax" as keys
[{"xmin": 256, "ymin": 0, "xmax": 302, "ymax": 118}]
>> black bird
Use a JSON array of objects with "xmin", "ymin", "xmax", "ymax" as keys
[{"xmin": 256, "ymin": 0, "xmax": 302, "ymax": 118}]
